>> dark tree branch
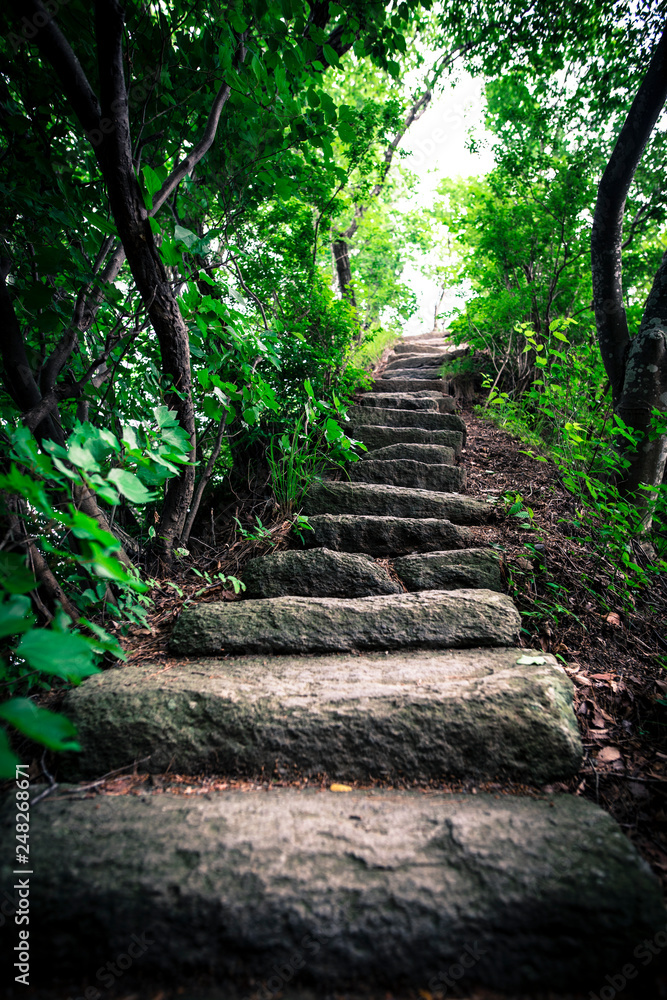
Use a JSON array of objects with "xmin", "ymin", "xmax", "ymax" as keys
[
  {"xmin": 9, "ymin": 0, "xmax": 101, "ymax": 134},
  {"xmin": 591, "ymin": 20, "xmax": 667, "ymax": 405},
  {"xmin": 0, "ymin": 257, "xmax": 64, "ymax": 445}
]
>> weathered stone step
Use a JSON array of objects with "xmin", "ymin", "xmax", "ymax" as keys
[
  {"xmin": 403, "ymin": 331, "xmax": 450, "ymax": 341},
  {"xmin": 350, "ymin": 457, "xmax": 465, "ymax": 492},
  {"xmin": 242, "ymin": 548, "xmax": 400, "ymax": 598},
  {"xmin": 302, "ymin": 513, "xmax": 471, "ymax": 554},
  {"xmin": 395, "ymin": 547, "xmax": 502, "ymax": 592},
  {"xmin": 170, "ymin": 589, "xmax": 520, "ymax": 656},
  {"xmin": 349, "ymin": 405, "xmax": 466, "ymax": 437},
  {"xmin": 303, "ymin": 481, "xmax": 492, "ymax": 523},
  {"xmin": 359, "ymin": 391, "xmax": 439, "ymax": 410},
  {"xmin": 385, "ymin": 353, "xmax": 451, "ymax": 369},
  {"xmin": 372, "ymin": 378, "xmax": 445, "ymax": 393},
  {"xmin": 7, "ymin": 791, "xmax": 662, "ymax": 991},
  {"xmin": 61, "ymin": 648, "xmax": 582, "ymax": 783},
  {"xmin": 358, "ymin": 391, "xmax": 456, "ymax": 413},
  {"xmin": 362, "ymin": 443, "xmax": 455, "ymax": 465},
  {"xmin": 394, "ymin": 340, "xmax": 468, "ymax": 354},
  {"xmin": 380, "ymin": 367, "xmax": 444, "ymax": 380},
  {"xmin": 351, "ymin": 424, "xmax": 463, "ymax": 457}
]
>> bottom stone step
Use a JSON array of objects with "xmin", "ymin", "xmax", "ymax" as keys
[
  {"xmin": 61, "ymin": 646, "xmax": 582, "ymax": 781},
  {"xmin": 5, "ymin": 791, "xmax": 662, "ymax": 992}
]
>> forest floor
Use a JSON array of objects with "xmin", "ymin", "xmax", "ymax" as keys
[{"xmin": 17, "ymin": 403, "xmax": 667, "ymax": 1000}]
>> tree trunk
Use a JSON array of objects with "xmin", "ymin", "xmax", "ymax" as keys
[
  {"xmin": 12, "ymin": 0, "xmax": 198, "ymax": 563},
  {"xmin": 591, "ymin": 21, "xmax": 667, "ymax": 521},
  {"xmin": 333, "ymin": 239, "xmax": 355, "ymax": 304}
]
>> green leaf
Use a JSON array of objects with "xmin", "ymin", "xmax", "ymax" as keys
[
  {"xmin": 142, "ymin": 164, "xmax": 162, "ymax": 204},
  {"xmin": 107, "ymin": 469, "xmax": 156, "ymax": 503},
  {"xmin": 0, "ymin": 726, "xmax": 19, "ymax": 778},
  {"xmin": 230, "ymin": 11, "xmax": 248, "ymax": 33},
  {"xmin": 516, "ymin": 655, "xmax": 547, "ymax": 665},
  {"xmin": 336, "ymin": 121, "xmax": 356, "ymax": 143},
  {"xmin": 0, "ymin": 554, "xmax": 36, "ymax": 595},
  {"xmin": 0, "ymin": 595, "xmax": 36, "ymax": 638},
  {"xmin": 17, "ymin": 630, "xmax": 101, "ymax": 683},
  {"xmin": 0, "ymin": 698, "xmax": 81, "ymax": 752},
  {"xmin": 174, "ymin": 225, "xmax": 198, "ymax": 248},
  {"xmin": 322, "ymin": 44, "xmax": 339, "ymax": 66},
  {"xmin": 325, "ymin": 417, "xmax": 344, "ymax": 442}
]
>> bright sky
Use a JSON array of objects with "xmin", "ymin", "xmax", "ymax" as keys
[{"xmin": 397, "ymin": 72, "xmax": 495, "ymax": 334}]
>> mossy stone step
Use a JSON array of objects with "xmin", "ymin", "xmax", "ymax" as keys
[
  {"xmin": 350, "ymin": 457, "xmax": 465, "ymax": 492},
  {"xmin": 395, "ymin": 547, "xmax": 502, "ymax": 592},
  {"xmin": 362, "ymin": 443, "xmax": 456, "ymax": 465},
  {"xmin": 242, "ymin": 547, "xmax": 400, "ymax": 598},
  {"xmin": 351, "ymin": 424, "xmax": 464, "ymax": 456},
  {"xmin": 170, "ymin": 589, "xmax": 520, "ymax": 656},
  {"xmin": 301, "ymin": 513, "xmax": 471, "ymax": 554},
  {"xmin": 349, "ymin": 405, "xmax": 466, "ymax": 437},
  {"xmin": 61, "ymin": 647, "xmax": 582, "ymax": 783},
  {"xmin": 6, "ymin": 791, "xmax": 662, "ymax": 991},
  {"xmin": 303, "ymin": 481, "xmax": 492, "ymax": 523}
]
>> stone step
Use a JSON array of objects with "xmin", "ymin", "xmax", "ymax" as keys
[
  {"xmin": 349, "ymin": 405, "xmax": 466, "ymax": 437},
  {"xmin": 394, "ymin": 340, "xmax": 468, "ymax": 354},
  {"xmin": 350, "ymin": 424, "xmax": 464, "ymax": 457},
  {"xmin": 385, "ymin": 353, "xmax": 451, "ymax": 370},
  {"xmin": 372, "ymin": 378, "xmax": 446, "ymax": 393},
  {"xmin": 242, "ymin": 547, "xmax": 400, "ymax": 598},
  {"xmin": 395, "ymin": 547, "xmax": 502, "ymax": 592},
  {"xmin": 403, "ymin": 331, "xmax": 450, "ymax": 341},
  {"xmin": 362, "ymin": 443, "xmax": 456, "ymax": 465},
  {"xmin": 303, "ymin": 481, "xmax": 492, "ymax": 523},
  {"xmin": 302, "ymin": 513, "xmax": 471, "ymax": 554},
  {"xmin": 358, "ymin": 391, "xmax": 456, "ymax": 414},
  {"xmin": 61, "ymin": 648, "xmax": 582, "ymax": 783},
  {"xmin": 8, "ymin": 791, "xmax": 662, "ymax": 991},
  {"xmin": 350, "ymin": 457, "xmax": 466, "ymax": 492},
  {"xmin": 380, "ymin": 367, "xmax": 444, "ymax": 380},
  {"xmin": 359, "ymin": 391, "xmax": 439, "ymax": 410},
  {"xmin": 170, "ymin": 589, "xmax": 521, "ymax": 656}
]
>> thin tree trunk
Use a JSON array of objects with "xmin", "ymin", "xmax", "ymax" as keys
[
  {"xmin": 332, "ymin": 89, "xmax": 433, "ymax": 299},
  {"xmin": 591, "ymin": 21, "xmax": 667, "ymax": 518},
  {"xmin": 181, "ymin": 418, "xmax": 226, "ymax": 547},
  {"xmin": 333, "ymin": 239, "xmax": 355, "ymax": 303}
]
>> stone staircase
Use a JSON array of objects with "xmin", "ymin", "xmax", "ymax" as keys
[{"xmin": 3, "ymin": 332, "xmax": 664, "ymax": 995}]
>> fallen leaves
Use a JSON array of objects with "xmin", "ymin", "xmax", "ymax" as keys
[{"xmin": 597, "ymin": 746, "xmax": 623, "ymax": 764}]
